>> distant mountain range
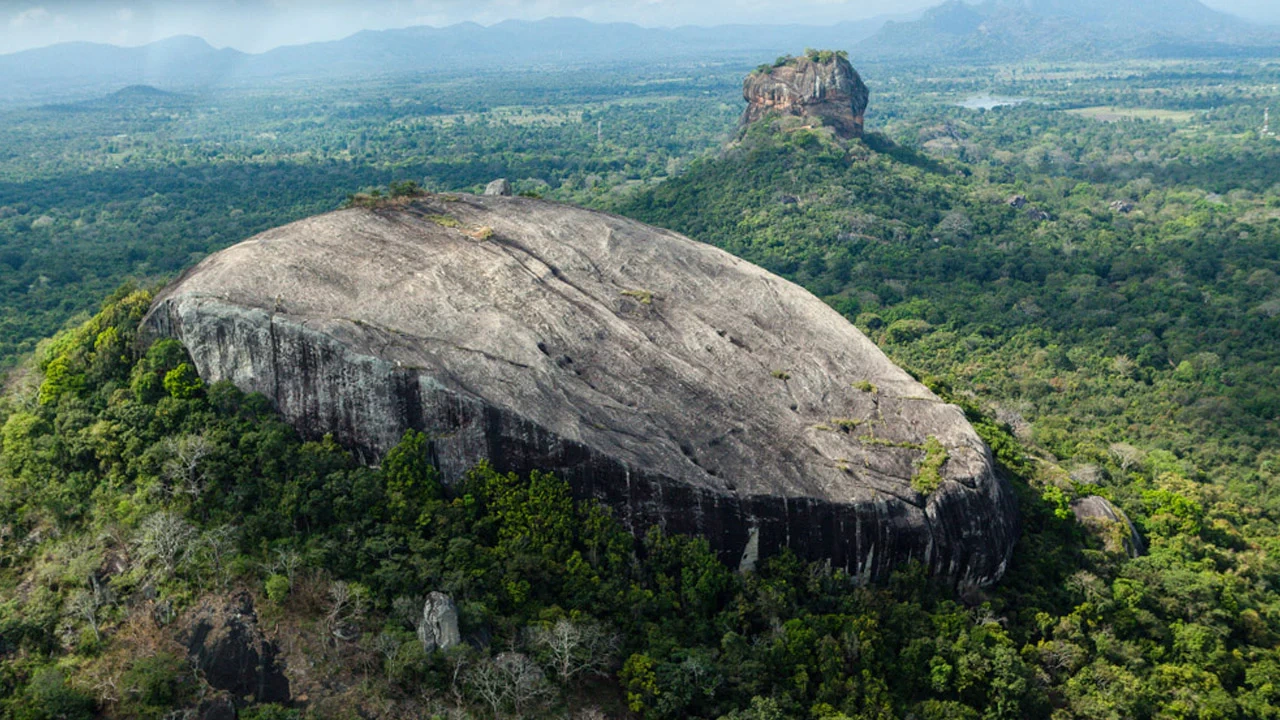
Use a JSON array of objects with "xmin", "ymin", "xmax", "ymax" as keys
[
  {"xmin": 0, "ymin": 18, "xmax": 887, "ymax": 107},
  {"xmin": 1, "ymin": 1, "xmax": 1276, "ymax": 107},
  {"xmin": 857, "ymin": 0, "xmax": 1279, "ymax": 60}
]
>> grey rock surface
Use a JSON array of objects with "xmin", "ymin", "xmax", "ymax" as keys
[
  {"xmin": 180, "ymin": 592, "xmax": 290, "ymax": 706},
  {"xmin": 145, "ymin": 195, "xmax": 1018, "ymax": 588},
  {"xmin": 484, "ymin": 178, "xmax": 513, "ymax": 196},
  {"xmin": 1071, "ymin": 495, "xmax": 1145, "ymax": 557},
  {"xmin": 418, "ymin": 591, "xmax": 461, "ymax": 652},
  {"xmin": 742, "ymin": 54, "xmax": 870, "ymax": 139}
]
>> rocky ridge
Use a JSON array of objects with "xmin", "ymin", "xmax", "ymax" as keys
[
  {"xmin": 741, "ymin": 52, "xmax": 870, "ymax": 139},
  {"xmin": 144, "ymin": 194, "xmax": 1018, "ymax": 588}
]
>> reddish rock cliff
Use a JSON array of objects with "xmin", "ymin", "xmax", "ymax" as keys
[{"xmin": 742, "ymin": 52, "xmax": 870, "ymax": 139}]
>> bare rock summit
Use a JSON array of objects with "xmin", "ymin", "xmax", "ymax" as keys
[
  {"xmin": 144, "ymin": 195, "xmax": 1018, "ymax": 588},
  {"xmin": 742, "ymin": 51, "xmax": 870, "ymax": 139}
]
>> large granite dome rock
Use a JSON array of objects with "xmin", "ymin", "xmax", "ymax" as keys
[{"xmin": 144, "ymin": 195, "xmax": 1018, "ymax": 588}]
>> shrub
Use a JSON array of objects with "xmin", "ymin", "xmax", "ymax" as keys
[
  {"xmin": 884, "ymin": 318, "xmax": 932, "ymax": 343},
  {"xmin": 265, "ymin": 574, "xmax": 291, "ymax": 605},
  {"xmin": 7, "ymin": 667, "xmax": 95, "ymax": 720},
  {"xmin": 241, "ymin": 704, "xmax": 301, "ymax": 720},
  {"xmin": 913, "ymin": 436, "xmax": 949, "ymax": 495},
  {"xmin": 118, "ymin": 652, "xmax": 188, "ymax": 717}
]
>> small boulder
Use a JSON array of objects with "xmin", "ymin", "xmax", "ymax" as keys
[
  {"xmin": 1109, "ymin": 200, "xmax": 1135, "ymax": 214},
  {"xmin": 1007, "ymin": 195, "xmax": 1029, "ymax": 208},
  {"xmin": 1071, "ymin": 495, "xmax": 1145, "ymax": 558},
  {"xmin": 418, "ymin": 591, "xmax": 461, "ymax": 652},
  {"xmin": 1026, "ymin": 207, "xmax": 1051, "ymax": 222},
  {"xmin": 484, "ymin": 178, "xmax": 513, "ymax": 197}
]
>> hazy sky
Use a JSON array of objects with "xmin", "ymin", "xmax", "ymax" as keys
[{"xmin": 1, "ymin": 0, "xmax": 1277, "ymax": 55}]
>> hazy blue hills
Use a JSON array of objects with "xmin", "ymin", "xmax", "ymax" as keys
[
  {"xmin": 858, "ymin": 0, "xmax": 1278, "ymax": 60},
  {"xmin": 4, "ymin": 3, "xmax": 1276, "ymax": 107},
  {"xmin": 0, "ymin": 17, "xmax": 886, "ymax": 106}
]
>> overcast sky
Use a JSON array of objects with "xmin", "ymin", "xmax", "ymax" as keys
[{"xmin": 1, "ymin": 0, "xmax": 1277, "ymax": 55}]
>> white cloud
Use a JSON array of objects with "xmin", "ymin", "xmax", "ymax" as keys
[{"xmin": 9, "ymin": 6, "xmax": 51, "ymax": 28}]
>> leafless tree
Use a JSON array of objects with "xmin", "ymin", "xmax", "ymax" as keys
[
  {"xmin": 326, "ymin": 580, "xmax": 367, "ymax": 641},
  {"xmin": 269, "ymin": 547, "xmax": 302, "ymax": 585},
  {"xmin": 195, "ymin": 525, "xmax": 238, "ymax": 591},
  {"xmin": 372, "ymin": 630, "xmax": 405, "ymax": 667},
  {"xmin": 161, "ymin": 434, "xmax": 214, "ymax": 499},
  {"xmin": 1109, "ymin": 442, "xmax": 1145, "ymax": 472},
  {"xmin": 679, "ymin": 652, "xmax": 721, "ymax": 700},
  {"xmin": 135, "ymin": 511, "xmax": 197, "ymax": 577},
  {"xmin": 67, "ymin": 584, "xmax": 109, "ymax": 642},
  {"xmin": 392, "ymin": 594, "xmax": 421, "ymax": 630},
  {"xmin": 465, "ymin": 651, "xmax": 552, "ymax": 719},
  {"xmin": 527, "ymin": 618, "xmax": 619, "ymax": 684}
]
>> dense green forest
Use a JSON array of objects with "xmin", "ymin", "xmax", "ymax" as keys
[
  {"xmin": 4, "ymin": 56, "xmax": 1280, "ymax": 718},
  {"xmin": 0, "ymin": 66, "xmax": 741, "ymax": 364}
]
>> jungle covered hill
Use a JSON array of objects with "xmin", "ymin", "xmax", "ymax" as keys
[
  {"xmin": 3, "ymin": 44, "xmax": 1280, "ymax": 719},
  {"xmin": 3, "ymin": 115, "xmax": 1280, "ymax": 717},
  {"xmin": 2, "ymin": 277, "xmax": 1279, "ymax": 719},
  {"xmin": 617, "ymin": 117, "xmax": 1280, "ymax": 518}
]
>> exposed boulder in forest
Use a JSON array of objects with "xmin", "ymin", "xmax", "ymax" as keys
[
  {"xmin": 484, "ymin": 178, "xmax": 513, "ymax": 196},
  {"xmin": 1071, "ymin": 495, "xmax": 1146, "ymax": 557},
  {"xmin": 144, "ymin": 194, "xmax": 1018, "ymax": 589},
  {"xmin": 179, "ymin": 592, "xmax": 290, "ymax": 706},
  {"xmin": 742, "ymin": 51, "xmax": 869, "ymax": 139},
  {"xmin": 418, "ymin": 592, "xmax": 461, "ymax": 652}
]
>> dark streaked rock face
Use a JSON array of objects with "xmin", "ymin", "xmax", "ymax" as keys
[
  {"xmin": 741, "ymin": 54, "xmax": 870, "ymax": 138},
  {"xmin": 144, "ymin": 195, "xmax": 1018, "ymax": 589},
  {"xmin": 180, "ymin": 593, "xmax": 290, "ymax": 706}
]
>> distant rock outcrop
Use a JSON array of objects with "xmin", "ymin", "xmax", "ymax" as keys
[
  {"xmin": 742, "ymin": 52, "xmax": 869, "ymax": 139},
  {"xmin": 144, "ymin": 194, "xmax": 1018, "ymax": 589}
]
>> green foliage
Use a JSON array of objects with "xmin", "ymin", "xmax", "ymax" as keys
[
  {"xmin": 913, "ymin": 436, "xmax": 948, "ymax": 495},
  {"xmin": 240, "ymin": 704, "xmax": 301, "ymax": 720},
  {"xmin": 36, "ymin": 286, "xmax": 152, "ymax": 405},
  {"xmin": 803, "ymin": 49, "xmax": 849, "ymax": 64},
  {"xmin": 265, "ymin": 573, "xmax": 291, "ymax": 605},
  {"xmin": 162, "ymin": 362, "xmax": 203, "ymax": 399},
  {"xmin": 383, "ymin": 429, "xmax": 442, "ymax": 527},
  {"xmin": 117, "ymin": 653, "xmax": 189, "ymax": 719},
  {"xmin": 7, "ymin": 57, "xmax": 1280, "ymax": 720},
  {"xmin": 0, "ymin": 65, "xmax": 741, "ymax": 368},
  {"xmin": 388, "ymin": 179, "xmax": 424, "ymax": 198},
  {"xmin": 5, "ymin": 667, "xmax": 95, "ymax": 720}
]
